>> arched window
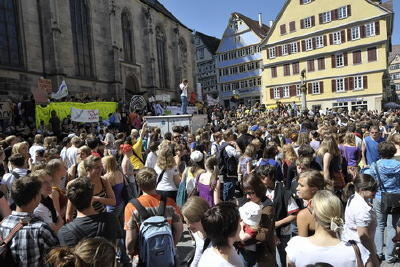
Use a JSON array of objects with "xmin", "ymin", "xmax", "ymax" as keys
[
  {"xmin": 121, "ymin": 10, "xmax": 134, "ymax": 62},
  {"xmin": 0, "ymin": 0, "xmax": 22, "ymax": 66},
  {"xmin": 69, "ymin": 0, "xmax": 93, "ymax": 77},
  {"xmin": 156, "ymin": 26, "xmax": 168, "ymax": 88}
]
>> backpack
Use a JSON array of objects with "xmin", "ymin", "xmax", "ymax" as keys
[
  {"xmin": 130, "ymin": 195, "xmax": 175, "ymax": 267},
  {"xmin": 218, "ymin": 143, "xmax": 238, "ymax": 177},
  {"xmin": 0, "ymin": 219, "xmax": 28, "ymax": 265}
]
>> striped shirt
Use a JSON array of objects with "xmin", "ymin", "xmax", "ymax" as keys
[{"xmin": 124, "ymin": 194, "xmax": 181, "ymax": 230}]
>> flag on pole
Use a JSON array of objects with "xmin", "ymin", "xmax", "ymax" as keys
[{"xmin": 51, "ymin": 80, "xmax": 68, "ymax": 99}]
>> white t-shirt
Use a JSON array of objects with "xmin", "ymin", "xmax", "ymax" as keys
[
  {"xmin": 155, "ymin": 165, "xmax": 179, "ymax": 191},
  {"xmin": 180, "ymin": 83, "xmax": 188, "ymax": 97},
  {"xmin": 2, "ymin": 168, "xmax": 29, "ymax": 205},
  {"xmin": 199, "ymin": 246, "xmax": 244, "ymax": 267},
  {"xmin": 342, "ymin": 193, "xmax": 377, "ymax": 245},
  {"xmin": 286, "ymin": 236, "xmax": 370, "ymax": 267},
  {"xmin": 145, "ymin": 151, "xmax": 157, "ymax": 169},
  {"xmin": 29, "ymin": 144, "xmax": 44, "ymax": 163},
  {"xmin": 191, "ymin": 231, "xmax": 209, "ymax": 267},
  {"xmin": 34, "ymin": 203, "xmax": 54, "ymax": 225},
  {"xmin": 66, "ymin": 146, "xmax": 79, "ymax": 169}
]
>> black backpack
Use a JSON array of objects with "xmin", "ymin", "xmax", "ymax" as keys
[{"xmin": 218, "ymin": 143, "xmax": 238, "ymax": 177}]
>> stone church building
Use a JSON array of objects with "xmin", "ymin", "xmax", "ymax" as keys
[{"xmin": 0, "ymin": 0, "xmax": 196, "ymax": 102}]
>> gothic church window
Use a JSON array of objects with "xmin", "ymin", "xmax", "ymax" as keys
[
  {"xmin": 156, "ymin": 26, "xmax": 168, "ymax": 88},
  {"xmin": 122, "ymin": 10, "xmax": 134, "ymax": 62},
  {"xmin": 70, "ymin": 0, "xmax": 93, "ymax": 77},
  {"xmin": 0, "ymin": 0, "xmax": 22, "ymax": 66}
]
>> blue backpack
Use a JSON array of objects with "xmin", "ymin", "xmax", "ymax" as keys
[{"xmin": 130, "ymin": 195, "xmax": 176, "ymax": 267}]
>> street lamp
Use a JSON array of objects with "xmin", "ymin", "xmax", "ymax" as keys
[{"xmin": 300, "ymin": 69, "xmax": 307, "ymax": 112}]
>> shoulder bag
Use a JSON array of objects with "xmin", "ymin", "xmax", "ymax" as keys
[
  {"xmin": 374, "ymin": 162, "xmax": 400, "ymax": 214},
  {"xmin": 348, "ymin": 240, "xmax": 363, "ymax": 267}
]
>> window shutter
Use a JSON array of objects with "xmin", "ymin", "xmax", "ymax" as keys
[
  {"xmin": 290, "ymin": 85, "xmax": 296, "ymax": 97},
  {"xmin": 319, "ymin": 13, "xmax": 323, "ymax": 24},
  {"xmin": 344, "ymin": 78, "xmax": 349, "ymax": 90},
  {"xmin": 349, "ymin": 77, "xmax": 354, "ymax": 90},
  {"xmin": 347, "ymin": 29, "xmax": 352, "ymax": 41},
  {"xmin": 341, "ymin": 30, "xmax": 346, "ymax": 43},
  {"xmin": 288, "ymin": 44, "xmax": 292, "ymax": 54},
  {"xmin": 331, "ymin": 55, "xmax": 336, "ymax": 68},
  {"xmin": 280, "ymin": 24, "xmax": 286, "ymax": 35},
  {"xmin": 301, "ymin": 40, "xmax": 306, "ymax": 52},
  {"xmin": 323, "ymin": 35, "xmax": 327, "ymax": 46},
  {"xmin": 347, "ymin": 5, "xmax": 352, "ymax": 16},
  {"xmin": 312, "ymin": 38, "xmax": 316, "ymax": 49},
  {"xmin": 344, "ymin": 52, "xmax": 348, "ymax": 66},
  {"xmin": 363, "ymin": 76, "xmax": 368, "ymax": 89},
  {"xmin": 299, "ymin": 0, "xmax": 303, "ymax": 4},
  {"xmin": 375, "ymin": 21, "xmax": 380, "ymax": 35},
  {"xmin": 267, "ymin": 50, "xmax": 270, "ymax": 59},
  {"xmin": 289, "ymin": 21, "xmax": 296, "ymax": 32},
  {"xmin": 311, "ymin": 16, "xmax": 315, "ymax": 27},
  {"xmin": 329, "ymin": 34, "xmax": 333, "ymax": 45},
  {"xmin": 279, "ymin": 87, "xmax": 284, "ymax": 98},
  {"xmin": 360, "ymin": 25, "xmax": 366, "ymax": 38},
  {"xmin": 353, "ymin": 51, "xmax": 361, "ymax": 64},
  {"xmin": 270, "ymin": 88, "xmax": 274, "ymax": 99},
  {"xmin": 277, "ymin": 46, "xmax": 282, "ymax": 57},
  {"xmin": 331, "ymin": 9, "xmax": 337, "ymax": 20},
  {"xmin": 320, "ymin": 81, "xmax": 324, "ymax": 93},
  {"xmin": 331, "ymin": 79, "xmax": 336, "ymax": 92},
  {"xmin": 300, "ymin": 19, "xmax": 304, "ymax": 29},
  {"xmin": 308, "ymin": 83, "xmax": 312, "ymax": 94},
  {"xmin": 368, "ymin": 47, "xmax": 377, "ymax": 62}
]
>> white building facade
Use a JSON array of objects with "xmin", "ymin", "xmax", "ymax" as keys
[
  {"xmin": 216, "ymin": 13, "xmax": 269, "ymax": 108},
  {"xmin": 194, "ymin": 32, "xmax": 220, "ymax": 98}
]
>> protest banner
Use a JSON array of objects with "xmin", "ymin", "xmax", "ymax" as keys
[
  {"xmin": 35, "ymin": 102, "xmax": 118, "ymax": 127},
  {"xmin": 38, "ymin": 78, "xmax": 53, "ymax": 93},
  {"xmin": 71, "ymin": 108, "xmax": 99, "ymax": 122}
]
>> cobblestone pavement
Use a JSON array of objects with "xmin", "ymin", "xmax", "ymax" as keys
[{"xmin": 176, "ymin": 227, "xmax": 195, "ymax": 267}]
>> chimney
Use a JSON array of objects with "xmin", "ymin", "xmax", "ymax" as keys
[
  {"xmin": 258, "ymin": 13, "xmax": 263, "ymax": 28},
  {"xmin": 269, "ymin": 20, "xmax": 274, "ymax": 27}
]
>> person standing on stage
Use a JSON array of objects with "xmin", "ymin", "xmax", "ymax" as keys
[{"xmin": 180, "ymin": 79, "xmax": 189, "ymax": 114}]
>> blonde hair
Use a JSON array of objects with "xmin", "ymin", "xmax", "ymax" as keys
[
  {"xmin": 317, "ymin": 134, "xmax": 340, "ymax": 157},
  {"xmin": 12, "ymin": 142, "xmax": 28, "ymax": 155},
  {"xmin": 343, "ymin": 132, "xmax": 356, "ymax": 146},
  {"xmin": 102, "ymin": 156, "xmax": 118, "ymax": 173},
  {"xmin": 79, "ymin": 146, "xmax": 92, "ymax": 156},
  {"xmin": 46, "ymin": 237, "xmax": 116, "ymax": 267},
  {"xmin": 182, "ymin": 196, "xmax": 210, "ymax": 223},
  {"xmin": 389, "ymin": 133, "xmax": 400, "ymax": 146},
  {"xmin": 312, "ymin": 190, "xmax": 344, "ymax": 237},
  {"xmin": 46, "ymin": 159, "xmax": 65, "ymax": 177},
  {"xmin": 136, "ymin": 167, "xmax": 157, "ymax": 191},
  {"xmin": 299, "ymin": 170, "xmax": 325, "ymax": 190},
  {"xmin": 156, "ymin": 144, "xmax": 176, "ymax": 169},
  {"xmin": 282, "ymin": 144, "xmax": 297, "ymax": 163},
  {"xmin": 244, "ymin": 144, "xmax": 256, "ymax": 157}
]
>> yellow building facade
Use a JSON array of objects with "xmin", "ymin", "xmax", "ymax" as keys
[{"xmin": 261, "ymin": 0, "xmax": 393, "ymax": 112}]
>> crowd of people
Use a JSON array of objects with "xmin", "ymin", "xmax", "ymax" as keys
[{"xmin": 1, "ymin": 104, "xmax": 400, "ymax": 266}]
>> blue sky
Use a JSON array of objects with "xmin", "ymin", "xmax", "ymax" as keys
[{"xmin": 159, "ymin": 0, "xmax": 400, "ymax": 45}]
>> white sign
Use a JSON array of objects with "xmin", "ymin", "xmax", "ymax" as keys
[
  {"xmin": 206, "ymin": 94, "xmax": 219, "ymax": 106},
  {"xmin": 166, "ymin": 106, "xmax": 198, "ymax": 115},
  {"xmin": 71, "ymin": 108, "xmax": 99, "ymax": 122},
  {"xmin": 0, "ymin": 102, "xmax": 12, "ymax": 119}
]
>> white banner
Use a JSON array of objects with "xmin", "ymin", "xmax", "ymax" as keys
[{"xmin": 71, "ymin": 108, "xmax": 99, "ymax": 122}]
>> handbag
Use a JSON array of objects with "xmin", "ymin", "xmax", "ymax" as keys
[
  {"xmin": 374, "ymin": 163, "xmax": 400, "ymax": 214},
  {"xmin": 348, "ymin": 240, "xmax": 363, "ymax": 267},
  {"xmin": 176, "ymin": 169, "xmax": 188, "ymax": 208},
  {"xmin": 188, "ymin": 173, "xmax": 202, "ymax": 198},
  {"xmin": 120, "ymin": 170, "xmax": 135, "ymax": 203}
]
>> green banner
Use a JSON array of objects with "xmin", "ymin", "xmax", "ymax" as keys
[{"xmin": 36, "ymin": 102, "xmax": 118, "ymax": 126}]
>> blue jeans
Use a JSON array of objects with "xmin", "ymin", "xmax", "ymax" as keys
[
  {"xmin": 222, "ymin": 177, "xmax": 236, "ymax": 201},
  {"xmin": 181, "ymin": 96, "xmax": 188, "ymax": 114},
  {"xmin": 373, "ymin": 198, "xmax": 400, "ymax": 262}
]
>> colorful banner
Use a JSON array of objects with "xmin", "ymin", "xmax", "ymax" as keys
[
  {"xmin": 71, "ymin": 108, "xmax": 99, "ymax": 122},
  {"xmin": 35, "ymin": 102, "xmax": 118, "ymax": 126}
]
